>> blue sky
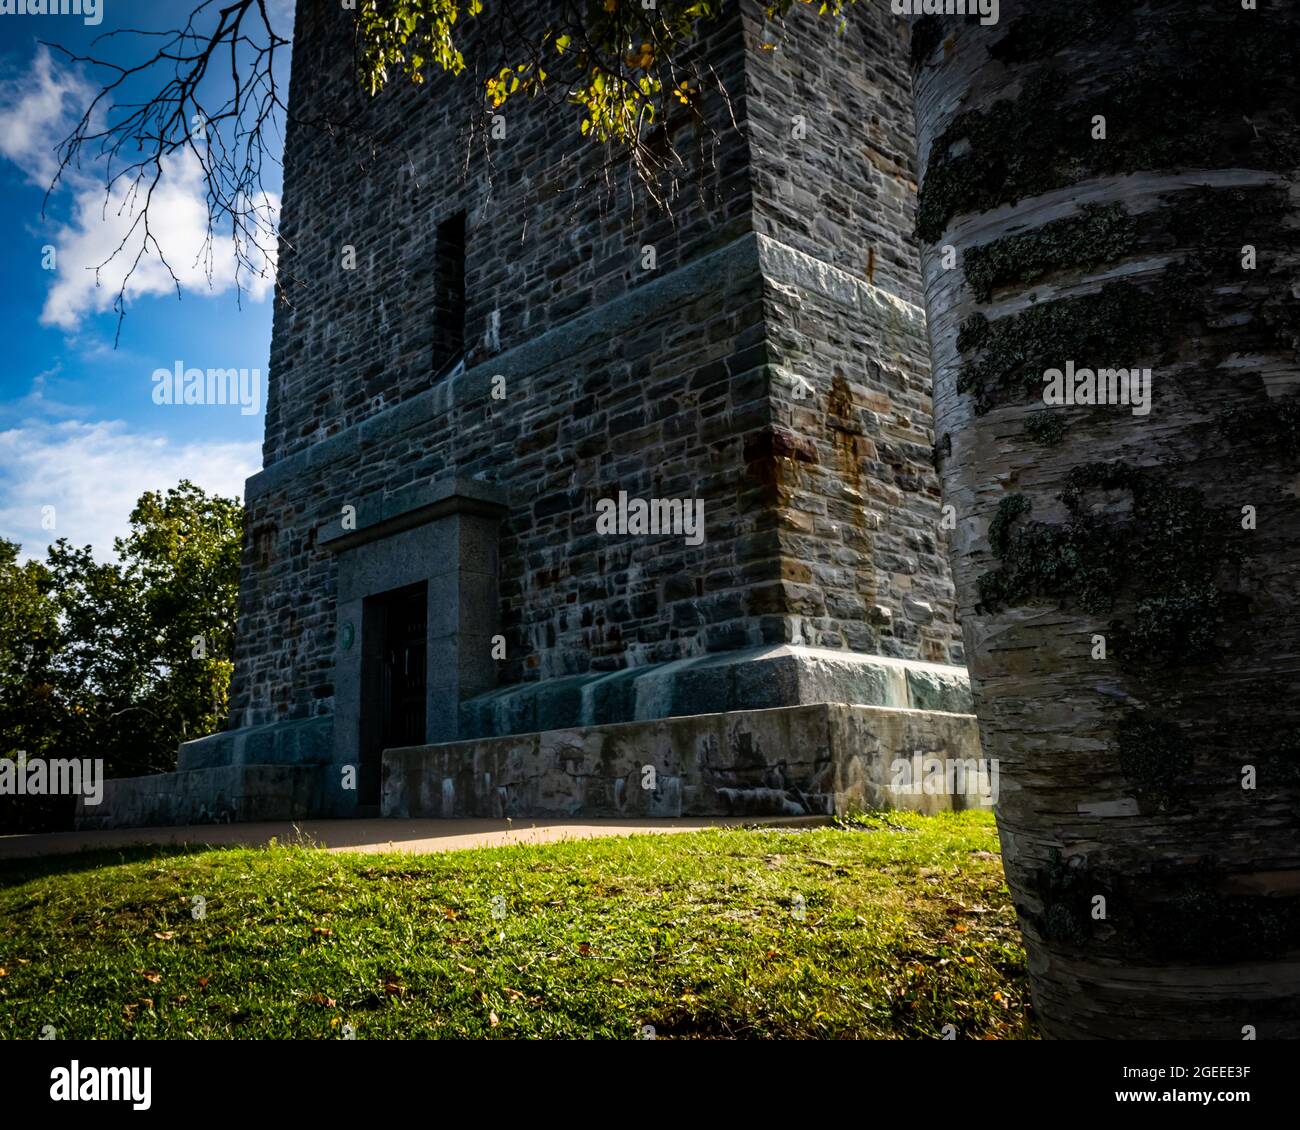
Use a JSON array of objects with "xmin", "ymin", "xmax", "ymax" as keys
[{"xmin": 0, "ymin": 0, "xmax": 296, "ymax": 561}]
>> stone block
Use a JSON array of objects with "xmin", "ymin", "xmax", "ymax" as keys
[{"xmin": 382, "ymin": 702, "xmax": 984, "ymax": 820}]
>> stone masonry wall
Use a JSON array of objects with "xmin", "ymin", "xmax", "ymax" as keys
[
  {"xmin": 743, "ymin": 2, "xmax": 923, "ymax": 308},
  {"xmin": 743, "ymin": 2, "xmax": 958, "ymax": 663},
  {"xmin": 227, "ymin": 0, "xmax": 960, "ymax": 733},
  {"xmin": 263, "ymin": 2, "xmax": 752, "ymax": 466},
  {"xmin": 758, "ymin": 238, "xmax": 960, "ymax": 664}
]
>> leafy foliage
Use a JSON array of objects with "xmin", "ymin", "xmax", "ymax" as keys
[
  {"xmin": 0, "ymin": 482, "xmax": 242, "ymax": 830},
  {"xmin": 356, "ymin": 0, "xmax": 849, "ymax": 145}
]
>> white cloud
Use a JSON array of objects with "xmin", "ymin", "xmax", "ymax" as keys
[
  {"xmin": 0, "ymin": 44, "xmax": 92, "ymax": 186},
  {"xmin": 40, "ymin": 147, "xmax": 279, "ymax": 329},
  {"xmin": 0, "ymin": 45, "xmax": 279, "ymax": 331},
  {"xmin": 0, "ymin": 418, "xmax": 259, "ymax": 562}
]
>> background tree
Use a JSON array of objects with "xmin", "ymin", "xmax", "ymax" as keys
[
  {"xmin": 0, "ymin": 541, "xmax": 61, "ymax": 764},
  {"xmin": 0, "ymin": 483, "xmax": 241, "ymax": 831}
]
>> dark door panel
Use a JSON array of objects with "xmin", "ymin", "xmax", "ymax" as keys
[{"xmin": 359, "ymin": 582, "xmax": 427, "ymax": 807}]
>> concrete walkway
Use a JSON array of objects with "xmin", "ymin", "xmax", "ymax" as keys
[{"xmin": 0, "ymin": 815, "xmax": 829, "ymax": 861}]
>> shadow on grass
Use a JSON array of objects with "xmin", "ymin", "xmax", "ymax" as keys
[{"xmin": 0, "ymin": 843, "xmax": 231, "ymax": 889}]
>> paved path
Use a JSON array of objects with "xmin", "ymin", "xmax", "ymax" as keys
[{"xmin": 0, "ymin": 815, "xmax": 829, "ymax": 861}]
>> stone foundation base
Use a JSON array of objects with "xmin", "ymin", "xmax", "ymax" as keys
[
  {"xmin": 75, "ymin": 765, "xmax": 324, "ymax": 831},
  {"xmin": 74, "ymin": 649, "xmax": 979, "ymax": 829},
  {"xmin": 382, "ymin": 702, "xmax": 987, "ymax": 819},
  {"xmin": 459, "ymin": 646, "xmax": 973, "ymax": 738}
]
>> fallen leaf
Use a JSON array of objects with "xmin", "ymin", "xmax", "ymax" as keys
[
  {"xmin": 311, "ymin": 927, "xmax": 333, "ymax": 938},
  {"xmin": 154, "ymin": 931, "xmax": 176, "ymax": 940},
  {"xmin": 489, "ymin": 1010, "xmax": 500, "ymax": 1027},
  {"xmin": 578, "ymin": 943, "xmax": 592, "ymax": 956},
  {"xmin": 142, "ymin": 970, "xmax": 162, "ymax": 984}
]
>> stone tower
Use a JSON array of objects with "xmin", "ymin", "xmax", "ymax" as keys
[{"xmin": 82, "ymin": 0, "xmax": 982, "ymax": 828}]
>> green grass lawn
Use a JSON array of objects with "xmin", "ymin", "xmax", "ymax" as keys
[{"xmin": 0, "ymin": 811, "xmax": 1034, "ymax": 1039}]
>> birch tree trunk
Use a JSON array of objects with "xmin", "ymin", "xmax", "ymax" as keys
[{"xmin": 908, "ymin": 0, "xmax": 1300, "ymax": 1038}]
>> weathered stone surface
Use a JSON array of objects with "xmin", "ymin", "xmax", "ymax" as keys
[
  {"xmin": 176, "ymin": 717, "xmax": 333, "ymax": 772},
  {"xmin": 456, "ymin": 644, "xmax": 972, "ymax": 739},
  {"xmin": 383, "ymin": 703, "xmax": 987, "ymax": 820},
  {"xmin": 76, "ymin": 766, "xmax": 322, "ymax": 830}
]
